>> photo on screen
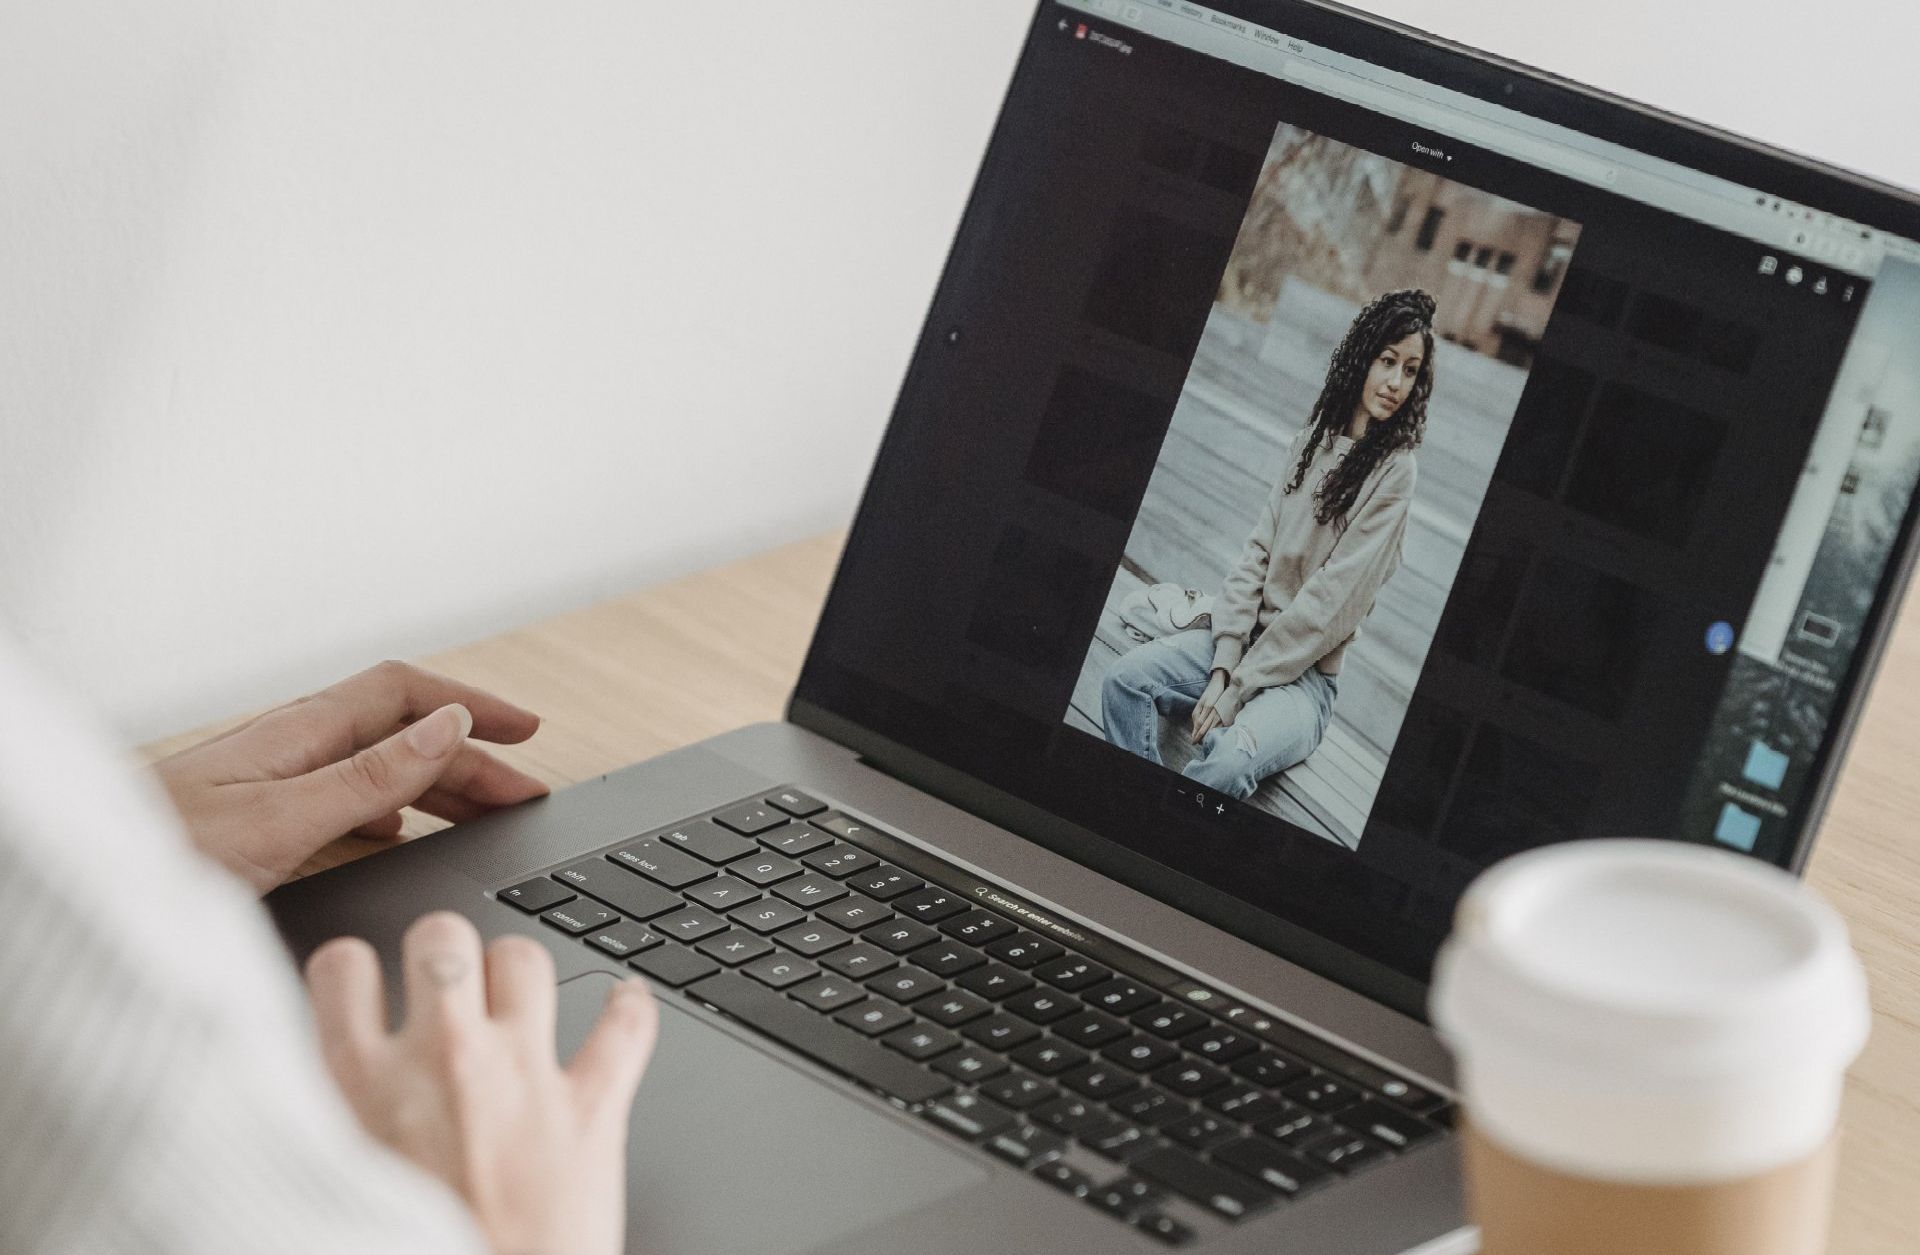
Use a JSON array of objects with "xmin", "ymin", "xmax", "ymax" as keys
[{"xmin": 1064, "ymin": 122, "xmax": 1584, "ymax": 850}]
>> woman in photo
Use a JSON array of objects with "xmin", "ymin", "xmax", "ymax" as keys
[{"xmin": 1101, "ymin": 288, "xmax": 1435, "ymax": 800}]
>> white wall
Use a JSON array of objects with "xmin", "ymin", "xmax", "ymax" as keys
[{"xmin": 2, "ymin": 1, "xmax": 1914, "ymax": 742}]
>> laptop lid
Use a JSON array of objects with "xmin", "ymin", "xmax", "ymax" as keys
[{"xmin": 791, "ymin": 0, "xmax": 1920, "ymax": 1019}]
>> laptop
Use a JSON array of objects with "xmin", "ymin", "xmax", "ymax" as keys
[{"xmin": 267, "ymin": 2, "xmax": 1920, "ymax": 1251}]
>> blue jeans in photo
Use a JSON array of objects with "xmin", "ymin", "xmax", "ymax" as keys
[{"xmin": 1099, "ymin": 629, "xmax": 1337, "ymax": 800}]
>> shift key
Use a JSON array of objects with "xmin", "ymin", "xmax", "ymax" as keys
[
  {"xmin": 554, "ymin": 859, "xmax": 681, "ymax": 920},
  {"xmin": 609, "ymin": 839, "xmax": 715, "ymax": 889}
]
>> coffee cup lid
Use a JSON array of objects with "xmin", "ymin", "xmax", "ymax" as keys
[{"xmin": 1433, "ymin": 839, "xmax": 1868, "ymax": 1088}]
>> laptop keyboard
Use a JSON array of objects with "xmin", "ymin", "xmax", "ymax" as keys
[{"xmin": 496, "ymin": 787, "xmax": 1454, "ymax": 1246}]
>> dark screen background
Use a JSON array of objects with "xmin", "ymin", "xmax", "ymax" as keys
[{"xmin": 795, "ymin": 6, "xmax": 1868, "ymax": 984}]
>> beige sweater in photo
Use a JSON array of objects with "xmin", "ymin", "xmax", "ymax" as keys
[{"xmin": 1209, "ymin": 430, "xmax": 1417, "ymax": 722}]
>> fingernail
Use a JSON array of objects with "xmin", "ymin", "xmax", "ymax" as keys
[{"xmin": 406, "ymin": 703, "xmax": 471, "ymax": 758}]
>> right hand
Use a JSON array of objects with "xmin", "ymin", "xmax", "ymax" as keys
[
  {"xmin": 306, "ymin": 912, "xmax": 659, "ymax": 1255},
  {"xmin": 1190, "ymin": 669, "xmax": 1231, "ymax": 743}
]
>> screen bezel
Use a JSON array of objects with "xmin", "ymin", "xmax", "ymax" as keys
[{"xmin": 790, "ymin": 0, "xmax": 1920, "ymax": 1021}]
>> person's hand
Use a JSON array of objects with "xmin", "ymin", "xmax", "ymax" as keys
[
  {"xmin": 307, "ymin": 913, "xmax": 659, "ymax": 1255},
  {"xmin": 155, "ymin": 661, "xmax": 551, "ymax": 894},
  {"xmin": 1190, "ymin": 669, "xmax": 1231, "ymax": 743}
]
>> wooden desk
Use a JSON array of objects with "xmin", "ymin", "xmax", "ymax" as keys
[{"xmin": 142, "ymin": 530, "xmax": 1920, "ymax": 1253}]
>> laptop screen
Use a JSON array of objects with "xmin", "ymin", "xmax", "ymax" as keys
[{"xmin": 794, "ymin": 0, "xmax": 1920, "ymax": 997}]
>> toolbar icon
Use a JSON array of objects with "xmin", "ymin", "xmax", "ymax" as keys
[
  {"xmin": 1785, "ymin": 266, "xmax": 1804, "ymax": 286},
  {"xmin": 1759, "ymin": 256, "xmax": 1779, "ymax": 276}
]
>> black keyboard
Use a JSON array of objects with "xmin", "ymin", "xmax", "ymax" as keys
[{"xmin": 496, "ymin": 788, "xmax": 1453, "ymax": 1247}]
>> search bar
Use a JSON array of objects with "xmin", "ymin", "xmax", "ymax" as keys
[{"xmin": 1279, "ymin": 59, "xmax": 1620, "ymax": 189}]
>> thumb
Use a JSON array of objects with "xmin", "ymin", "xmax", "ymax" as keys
[{"xmin": 284, "ymin": 703, "xmax": 473, "ymax": 840}]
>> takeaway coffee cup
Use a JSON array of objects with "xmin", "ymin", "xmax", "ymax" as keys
[{"xmin": 1431, "ymin": 840, "xmax": 1869, "ymax": 1255}]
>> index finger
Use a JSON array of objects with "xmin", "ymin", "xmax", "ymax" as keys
[{"xmin": 307, "ymin": 660, "xmax": 542, "ymax": 749}]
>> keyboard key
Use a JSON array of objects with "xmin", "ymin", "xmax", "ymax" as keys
[
  {"xmin": 845, "ymin": 865, "xmax": 924, "ymax": 901},
  {"xmin": 985, "ymin": 1124, "xmax": 1067, "ymax": 1168},
  {"xmin": 931, "ymin": 1047, "xmax": 1007, "ymax": 1083},
  {"xmin": 814, "ymin": 894, "xmax": 893, "ymax": 932},
  {"xmin": 1010, "ymin": 1040, "xmax": 1087, "ymax": 1076},
  {"xmin": 868, "ymin": 919, "xmax": 940, "ymax": 954},
  {"xmin": 882, "ymin": 1023, "xmax": 960, "ymax": 1061},
  {"xmin": 1154, "ymin": 1060, "xmax": 1231, "ymax": 1099},
  {"xmin": 912, "ymin": 942, "xmax": 985, "ymax": 977},
  {"xmin": 802, "ymin": 843, "xmax": 880, "ymax": 879},
  {"xmin": 1232, "ymin": 1050, "xmax": 1308, "ymax": 1089},
  {"xmin": 1184, "ymin": 1026, "xmax": 1258, "ymax": 1063},
  {"xmin": 542, "ymin": 901, "xmax": 617, "ymax": 935},
  {"xmin": 712, "ymin": 803, "xmax": 787, "ymax": 836},
  {"xmin": 1003, "ymin": 988, "xmax": 1077, "ymax": 1025},
  {"xmin": 1061, "ymin": 1061, "xmax": 1140, "ymax": 1101},
  {"xmin": 727, "ymin": 852, "xmax": 804, "ymax": 886},
  {"xmin": 820, "ymin": 942, "xmax": 897, "ymax": 979},
  {"xmin": 915, "ymin": 989, "xmax": 991, "ymax": 1028},
  {"xmin": 628, "ymin": 944, "xmax": 720, "ymax": 988},
  {"xmin": 729, "ymin": 898, "xmax": 808, "ymax": 934},
  {"xmin": 941, "ymin": 910, "xmax": 1016, "ymax": 946},
  {"xmin": 765, "ymin": 787, "xmax": 826, "ymax": 818},
  {"xmin": 499, "ymin": 878, "xmax": 575, "ymax": 913},
  {"xmin": 866, "ymin": 965, "xmax": 944, "ymax": 1003},
  {"xmin": 985, "ymin": 932, "xmax": 1063, "ymax": 969},
  {"xmin": 1087, "ymin": 1121, "xmax": 1154, "ymax": 1160},
  {"xmin": 1303, "ymin": 1132, "xmax": 1389, "ymax": 1173},
  {"xmin": 1103, "ymin": 1034, "xmax": 1182, "ymax": 1072},
  {"xmin": 775, "ymin": 920, "xmax": 853, "ymax": 957},
  {"xmin": 1035, "ymin": 958, "xmax": 1110, "ymax": 992},
  {"xmin": 1256, "ymin": 1106, "xmax": 1336, "ymax": 1147},
  {"xmin": 1132, "ymin": 1003, "xmax": 1210, "ymax": 1039},
  {"xmin": 652, "ymin": 906, "xmax": 730, "ymax": 943},
  {"xmin": 955, "ymin": 963, "xmax": 1032, "ymax": 1000},
  {"xmin": 1135, "ymin": 1210, "xmax": 1197, "ymax": 1246},
  {"xmin": 1085, "ymin": 979, "xmax": 1157, "ymax": 1016},
  {"xmin": 980, "ymin": 1072, "xmax": 1058, "ymax": 1110},
  {"xmin": 834, "ymin": 999, "xmax": 914, "ymax": 1037},
  {"xmin": 1284, "ymin": 1077, "xmax": 1362, "ymax": 1114},
  {"xmin": 759, "ymin": 822, "xmax": 834, "ymax": 856},
  {"xmin": 1206, "ymin": 1087, "xmax": 1285, "ymax": 1122},
  {"xmin": 961, "ymin": 1013, "xmax": 1038, "ymax": 1051},
  {"xmin": 552, "ymin": 860, "xmax": 681, "ymax": 920},
  {"xmin": 1090, "ymin": 1176, "xmax": 1161, "ymax": 1220},
  {"xmin": 815, "ymin": 812, "xmax": 885, "ymax": 844},
  {"xmin": 1211, "ymin": 1135, "xmax": 1333, "ymax": 1196},
  {"xmin": 924, "ymin": 1091, "xmax": 1015, "ymax": 1139},
  {"xmin": 695, "ymin": 928, "xmax": 774, "ymax": 966},
  {"xmin": 584, "ymin": 920, "xmax": 665, "ymax": 959},
  {"xmin": 608, "ymin": 840, "xmax": 714, "ymax": 889},
  {"xmin": 789, "ymin": 975, "xmax": 866, "ymax": 1013},
  {"xmin": 684, "ymin": 876, "xmax": 761, "ymax": 911},
  {"xmin": 655, "ymin": 818, "xmax": 758, "ymax": 864},
  {"xmin": 742, "ymin": 952, "xmax": 818, "ymax": 989},
  {"xmin": 1131, "ymin": 1146, "xmax": 1276, "ymax": 1221},
  {"xmin": 772, "ymin": 874, "xmax": 848, "ymax": 908},
  {"xmin": 687, "ymin": 971, "xmax": 950, "ymax": 1105},
  {"xmin": 1052, "ymin": 1009, "xmax": 1129, "ymax": 1049},
  {"xmin": 1164, "ymin": 1112, "xmax": 1236, "ymax": 1151},
  {"xmin": 1338, "ymin": 1099, "xmax": 1440, "ymax": 1150},
  {"xmin": 1031, "ymin": 1096, "xmax": 1125, "ymax": 1144},
  {"xmin": 894, "ymin": 886, "xmax": 968, "ymax": 924},
  {"xmin": 1113, "ymin": 1086, "xmax": 1188, "ymax": 1124},
  {"xmin": 1032, "ymin": 1160, "xmax": 1094, "ymax": 1199}
]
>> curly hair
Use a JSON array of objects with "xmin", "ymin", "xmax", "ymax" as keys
[{"xmin": 1284, "ymin": 288, "xmax": 1437, "ymax": 526}]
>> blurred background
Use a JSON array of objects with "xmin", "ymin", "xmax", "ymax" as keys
[{"xmin": 2, "ymin": 0, "xmax": 1914, "ymax": 744}]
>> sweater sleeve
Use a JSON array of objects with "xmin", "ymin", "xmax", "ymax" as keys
[
  {"xmin": 1218, "ymin": 454, "xmax": 1415, "ymax": 720},
  {"xmin": 1210, "ymin": 464, "xmax": 1295, "ymax": 675},
  {"xmin": 0, "ymin": 638, "xmax": 486, "ymax": 1255}
]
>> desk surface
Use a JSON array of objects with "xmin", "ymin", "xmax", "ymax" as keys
[{"xmin": 143, "ymin": 531, "xmax": 1920, "ymax": 1253}]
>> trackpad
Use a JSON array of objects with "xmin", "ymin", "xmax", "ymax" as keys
[{"xmin": 557, "ymin": 973, "xmax": 985, "ymax": 1255}]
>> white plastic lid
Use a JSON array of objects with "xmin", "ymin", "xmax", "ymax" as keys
[{"xmin": 1431, "ymin": 839, "xmax": 1869, "ymax": 1182}]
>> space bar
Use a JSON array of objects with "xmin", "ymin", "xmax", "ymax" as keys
[{"xmin": 687, "ymin": 972, "xmax": 953, "ymax": 1105}]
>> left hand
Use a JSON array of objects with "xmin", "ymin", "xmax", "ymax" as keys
[
  {"xmin": 1190, "ymin": 669, "xmax": 1233, "ymax": 744},
  {"xmin": 155, "ymin": 661, "xmax": 551, "ymax": 894}
]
